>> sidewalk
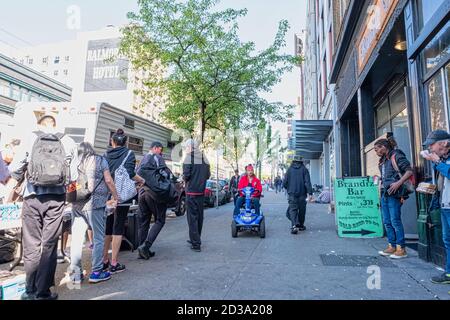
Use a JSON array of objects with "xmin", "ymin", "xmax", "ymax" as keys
[{"xmin": 1, "ymin": 191, "xmax": 449, "ymax": 300}]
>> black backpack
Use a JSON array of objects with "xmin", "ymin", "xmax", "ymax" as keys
[
  {"xmin": 138, "ymin": 163, "xmax": 178, "ymax": 204},
  {"xmin": 27, "ymin": 131, "xmax": 68, "ymax": 187}
]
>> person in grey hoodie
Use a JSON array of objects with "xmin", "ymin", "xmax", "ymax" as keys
[{"xmin": 283, "ymin": 155, "xmax": 313, "ymax": 234}]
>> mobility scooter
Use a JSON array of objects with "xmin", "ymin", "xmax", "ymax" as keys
[{"xmin": 231, "ymin": 186, "xmax": 265, "ymax": 238}]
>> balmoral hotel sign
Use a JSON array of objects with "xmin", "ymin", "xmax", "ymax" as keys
[{"xmin": 356, "ymin": 0, "xmax": 399, "ymax": 74}]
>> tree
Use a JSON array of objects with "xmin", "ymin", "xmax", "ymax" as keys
[{"xmin": 121, "ymin": 0, "xmax": 299, "ymax": 142}]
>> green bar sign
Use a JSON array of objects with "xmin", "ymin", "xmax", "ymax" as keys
[{"xmin": 334, "ymin": 177, "xmax": 383, "ymax": 238}]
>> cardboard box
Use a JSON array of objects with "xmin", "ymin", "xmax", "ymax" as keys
[{"xmin": 0, "ymin": 272, "xmax": 26, "ymax": 300}]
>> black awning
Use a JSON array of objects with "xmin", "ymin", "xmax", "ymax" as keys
[{"xmin": 290, "ymin": 120, "xmax": 333, "ymax": 159}]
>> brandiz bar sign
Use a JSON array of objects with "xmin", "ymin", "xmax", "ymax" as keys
[
  {"xmin": 84, "ymin": 38, "xmax": 129, "ymax": 92},
  {"xmin": 356, "ymin": 0, "xmax": 399, "ymax": 74}
]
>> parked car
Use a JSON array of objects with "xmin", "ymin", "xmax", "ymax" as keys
[
  {"xmin": 218, "ymin": 179, "xmax": 232, "ymax": 204},
  {"xmin": 204, "ymin": 180, "xmax": 227, "ymax": 207},
  {"xmin": 168, "ymin": 177, "xmax": 186, "ymax": 216}
]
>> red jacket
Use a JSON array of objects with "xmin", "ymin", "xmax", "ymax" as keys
[{"xmin": 238, "ymin": 175, "xmax": 262, "ymax": 198}]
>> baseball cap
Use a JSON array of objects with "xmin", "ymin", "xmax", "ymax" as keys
[
  {"xmin": 293, "ymin": 155, "xmax": 304, "ymax": 162},
  {"xmin": 423, "ymin": 130, "xmax": 450, "ymax": 146},
  {"xmin": 150, "ymin": 141, "xmax": 164, "ymax": 149}
]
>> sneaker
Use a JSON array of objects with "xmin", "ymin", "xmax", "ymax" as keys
[
  {"xmin": 102, "ymin": 261, "xmax": 110, "ymax": 272},
  {"xmin": 291, "ymin": 227, "xmax": 298, "ymax": 234},
  {"xmin": 389, "ymin": 245, "xmax": 408, "ymax": 259},
  {"xmin": 431, "ymin": 273, "xmax": 450, "ymax": 284},
  {"xmin": 110, "ymin": 262, "xmax": 126, "ymax": 274},
  {"xmin": 298, "ymin": 225, "xmax": 306, "ymax": 231},
  {"xmin": 21, "ymin": 292, "xmax": 36, "ymax": 300},
  {"xmin": 35, "ymin": 292, "xmax": 58, "ymax": 300},
  {"xmin": 378, "ymin": 244, "xmax": 396, "ymax": 257},
  {"xmin": 187, "ymin": 240, "xmax": 192, "ymax": 245},
  {"xmin": 191, "ymin": 245, "xmax": 201, "ymax": 252},
  {"xmin": 138, "ymin": 244, "xmax": 155, "ymax": 260},
  {"xmin": 89, "ymin": 271, "xmax": 112, "ymax": 284}
]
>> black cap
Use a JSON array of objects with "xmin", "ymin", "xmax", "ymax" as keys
[
  {"xmin": 150, "ymin": 141, "xmax": 164, "ymax": 149},
  {"xmin": 423, "ymin": 130, "xmax": 450, "ymax": 146}
]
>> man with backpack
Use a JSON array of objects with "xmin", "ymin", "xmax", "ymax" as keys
[
  {"xmin": 136, "ymin": 141, "xmax": 171, "ymax": 260},
  {"xmin": 9, "ymin": 115, "xmax": 78, "ymax": 300}
]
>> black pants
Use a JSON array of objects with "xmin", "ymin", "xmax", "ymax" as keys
[
  {"xmin": 288, "ymin": 195, "xmax": 307, "ymax": 228},
  {"xmin": 105, "ymin": 199, "xmax": 133, "ymax": 236},
  {"xmin": 186, "ymin": 195, "xmax": 205, "ymax": 247},
  {"xmin": 138, "ymin": 189, "xmax": 168, "ymax": 247},
  {"xmin": 22, "ymin": 194, "xmax": 65, "ymax": 297}
]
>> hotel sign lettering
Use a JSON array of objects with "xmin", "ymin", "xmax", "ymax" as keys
[
  {"xmin": 84, "ymin": 38, "xmax": 129, "ymax": 92},
  {"xmin": 356, "ymin": 0, "xmax": 399, "ymax": 74}
]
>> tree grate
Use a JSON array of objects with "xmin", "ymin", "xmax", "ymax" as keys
[{"xmin": 320, "ymin": 254, "xmax": 397, "ymax": 268}]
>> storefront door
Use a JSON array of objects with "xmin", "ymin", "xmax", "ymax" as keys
[{"xmin": 375, "ymin": 82, "xmax": 418, "ymax": 237}]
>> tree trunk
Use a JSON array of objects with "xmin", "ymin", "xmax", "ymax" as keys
[
  {"xmin": 234, "ymin": 134, "xmax": 239, "ymax": 172},
  {"xmin": 200, "ymin": 102, "xmax": 206, "ymax": 143}
]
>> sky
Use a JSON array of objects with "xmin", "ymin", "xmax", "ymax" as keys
[{"xmin": 0, "ymin": 0, "xmax": 308, "ymax": 139}]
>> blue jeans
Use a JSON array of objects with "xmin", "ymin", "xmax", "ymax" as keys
[
  {"xmin": 234, "ymin": 197, "xmax": 260, "ymax": 216},
  {"xmin": 441, "ymin": 209, "xmax": 450, "ymax": 274},
  {"xmin": 381, "ymin": 194, "xmax": 405, "ymax": 248},
  {"xmin": 70, "ymin": 207, "xmax": 106, "ymax": 274}
]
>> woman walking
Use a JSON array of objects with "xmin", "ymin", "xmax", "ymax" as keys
[
  {"xmin": 374, "ymin": 137, "xmax": 413, "ymax": 259},
  {"xmin": 69, "ymin": 142, "xmax": 119, "ymax": 284},
  {"xmin": 103, "ymin": 129, "xmax": 145, "ymax": 274}
]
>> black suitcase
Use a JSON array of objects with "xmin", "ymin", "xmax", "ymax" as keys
[{"xmin": 121, "ymin": 206, "xmax": 140, "ymax": 252}]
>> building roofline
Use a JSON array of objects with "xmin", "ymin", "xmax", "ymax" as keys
[{"xmin": 0, "ymin": 52, "xmax": 72, "ymax": 94}]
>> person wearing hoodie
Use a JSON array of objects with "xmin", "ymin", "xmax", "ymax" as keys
[
  {"xmin": 183, "ymin": 139, "xmax": 211, "ymax": 252},
  {"xmin": 283, "ymin": 155, "xmax": 313, "ymax": 234},
  {"xmin": 374, "ymin": 136, "xmax": 413, "ymax": 260},
  {"xmin": 102, "ymin": 129, "xmax": 145, "ymax": 274}
]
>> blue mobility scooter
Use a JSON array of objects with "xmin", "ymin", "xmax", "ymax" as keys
[{"xmin": 231, "ymin": 187, "xmax": 265, "ymax": 238}]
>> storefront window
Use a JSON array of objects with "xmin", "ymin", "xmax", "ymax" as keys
[
  {"xmin": 390, "ymin": 85, "xmax": 406, "ymax": 117},
  {"xmin": 416, "ymin": 0, "xmax": 446, "ymax": 32},
  {"xmin": 422, "ymin": 20, "xmax": 450, "ymax": 74},
  {"xmin": 426, "ymin": 71, "xmax": 448, "ymax": 130},
  {"xmin": 376, "ymin": 84, "xmax": 409, "ymax": 142}
]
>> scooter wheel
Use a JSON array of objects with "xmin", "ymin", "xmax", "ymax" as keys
[
  {"xmin": 259, "ymin": 217, "xmax": 266, "ymax": 238},
  {"xmin": 231, "ymin": 221, "xmax": 238, "ymax": 238}
]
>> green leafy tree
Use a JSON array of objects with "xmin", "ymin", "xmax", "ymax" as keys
[{"xmin": 121, "ymin": 0, "xmax": 299, "ymax": 142}]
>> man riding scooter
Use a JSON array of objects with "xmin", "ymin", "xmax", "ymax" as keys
[{"xmin": 233, "ymin": 165, "xmax": 262, "ymax": 217}]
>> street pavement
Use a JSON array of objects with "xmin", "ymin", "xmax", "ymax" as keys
[{"xmin": 3, "ymin": 191, "xmax": 450, "ymax": 300}]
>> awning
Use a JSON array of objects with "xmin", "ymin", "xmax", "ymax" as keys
[{"xmin": 290, "ymin": 120, "xmax": 333, "ymax": 159}]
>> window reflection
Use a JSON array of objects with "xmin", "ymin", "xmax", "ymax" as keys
[
  {"xmin": 426, "ymin": 71, "xmax": 447, "ymax": 130},
  {"xmin": 416, "ymin": 0, "xmax": 445, "ymax": 32},
  {"xmin": 422, "ymin": 21, "xmax": 450, "ymax": 73}
]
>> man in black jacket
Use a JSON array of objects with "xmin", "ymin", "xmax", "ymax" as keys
[
  {"xmin": 183, "ymin": 139, "xmax": 211, "ymax": 252},
  {"xmin": 284, "ymin": 155, "xmax": 313, "ymax": 234},
  {"xmin": 137, "ymin": 141, "xmax": 168, "ymax": 260}
]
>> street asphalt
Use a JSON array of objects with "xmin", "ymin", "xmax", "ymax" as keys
[{"xmin": 2, "ymin": 191, "xmax": 450, "ymax": 300}]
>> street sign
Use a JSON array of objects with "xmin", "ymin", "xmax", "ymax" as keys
[{"xmin": 334, "ymin": 177, "xmax": 383, "ymax": 238}]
